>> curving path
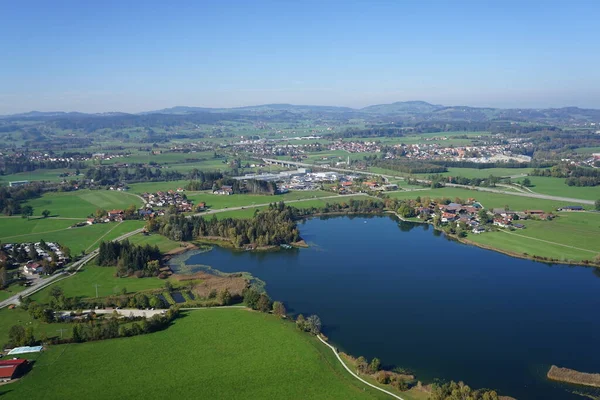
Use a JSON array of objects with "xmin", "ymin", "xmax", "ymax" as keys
[{"xmin": 317, "ymin": 335, "xmax": 405, "ymax": 400}]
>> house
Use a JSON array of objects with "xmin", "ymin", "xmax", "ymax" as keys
[
  {"xmin": 86, "ymin": 218, "xmax": 95, "ymax": 225},
  {"xmin": 525, "ymin": 210, "xmax": 545, "ymax": 215},
  {"xmin": 23, "ymin": 261, "xmax": 43, "ymax": 275},
  {"xmin": 0, "ymin": 359, "xmax": 29, "ymax": 382},
  {"xmin": 558, "ymin": 205, "xmax": 584, "ymax": 212},
  {"xmin": 441, "ymin": 212, "xmax": 458, "ymax": 223},
  {"xmin": 197, "ymin": 202, "xmax": 206, "ymax": 210},
  {"xmin": 213, "ymin": 185, "xmax": 233, "ymax": 195},
  {"xmin": 493, "ymin": 218, "xmax": 512, "ymax": 228},
  {"xmin": 107, "ymin": 210, "xmax": 124, "ymax": 221},
  {"xmin": 472, "ymin": 226, "xmax": 485, "ymax": 234}
]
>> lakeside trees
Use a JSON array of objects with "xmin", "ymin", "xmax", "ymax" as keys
[{"xmin": 97, "ymin": 240, "xmax": 162, "ymax": 277}]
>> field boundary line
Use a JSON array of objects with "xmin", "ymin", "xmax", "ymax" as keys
[
  {"xmin": 85, "ymin": 222, "xmax": 123, "ymax": 252},
  {"xmin": 498, "ymin": 230, "xmax": 598, "ymax": 254},
  {"xmin": 316, "ymin": 335, "xmax": 405, "ymax": 400},
  {"xmin": 0, "ymin": 227, "xmax": 72, "ymax": 241}
]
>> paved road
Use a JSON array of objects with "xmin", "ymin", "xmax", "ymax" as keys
[
  {"xmin": 263, "ymin": 158, "xmax": 594, "ymax": 205},
  {"xmin": 0, "ymin": 228, "xmax": 143, "ymax": 309}
]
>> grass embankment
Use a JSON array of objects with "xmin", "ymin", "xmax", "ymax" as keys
[
  {"xmin": 547, "ymin": 365, "xmax": 600, "ymax": 388},
  {"xmin": 24, "ymin": 190, "xmax": 142, "ymax": 218},
  {"xmin": 0, "ymin": 310, "xmax": 390, "ymax": 400}
]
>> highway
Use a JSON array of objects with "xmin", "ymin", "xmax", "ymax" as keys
[{"xmin": 262, "ymin": 158, "xmax": 594, "ymax": 205}]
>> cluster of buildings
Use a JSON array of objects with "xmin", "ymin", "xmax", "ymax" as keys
[
  {"xmin": 327, "ymin": 140, "xmax": 381, "ymax": 154},
  {"xmin": 141, "ymin": 190, "xmax": 194, "ymax": 212},
  {"xmin": 0, "ymin": 242, "xmax": 68, "ymax": 276},
  {"xmin": 234, "ymin": 168, "xmax": 361, "ymax": 191},
  {"xmin": 392, "ymin": 142, "xmax": 532, "ymax": 163}
]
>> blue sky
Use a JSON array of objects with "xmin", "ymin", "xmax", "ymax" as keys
[{"xmin": 1, "ymin": 0, "xmax": 599, "ymax": 113}]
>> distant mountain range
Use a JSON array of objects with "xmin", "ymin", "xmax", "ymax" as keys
[{"xmin": 3, "ymin": 101, "xmax": 600, "ymax": 124}]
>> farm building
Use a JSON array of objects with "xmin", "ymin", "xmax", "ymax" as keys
[
  {"xmin": 558, "ymin": 205, "xmax": 584, "ymax": 212},
  {"xmin": 0, "ymin": 359, "xmax": 29, "ymax": 382}
]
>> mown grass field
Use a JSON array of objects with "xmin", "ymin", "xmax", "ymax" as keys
[
  {"xmin": 29, "ymin": 264, "xmax": 171, "ymax": 304},
  {"xmin": 468, "ymin": 212, "xmax": 600, "ymax": 262},
  {"xmin": 0, "ymin": 217, "xmax": 75, "ymax": 239},
  {"xmin": 522, "ymin": 176, "xmax": 600, "ymax": 201},
  {"xmin": 387, "ymin": 187, "xmax": 584, "ymax": 211},
  {"xmin": 0, "ymin": 310, "xmax": 392, "ymax": 400},
  {"xmin": 24, "ymin": 190, "xmax": 141, "ymax": 218},
  {"xmin": 126, "ymin": 232, "xmax": 183, "ymax": 253},
  {"xmin": 0, "ymin": 169, "xmax": 83, "ymax": 185},
  {"xmin": 186, "ymin": 190, "xmax": 333, "ymax": 210},
  {"xmin": 0, "ymin": 220, "xmax": 144, "ymax": 255},
  {"xmin": 127, "ymin": 180, "xmax": 191, "ymax": 194}
]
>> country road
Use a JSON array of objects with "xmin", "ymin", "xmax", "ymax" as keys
[{"xmin": 262, "ymin": 158, "xmax": 594, "ymax": 205}]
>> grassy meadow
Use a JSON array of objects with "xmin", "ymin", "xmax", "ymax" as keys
[
  {"xmin": 0, "ymin": 310, "xmax": 393, "ymax": 400},
  {"xmin": 29, "ymin": 264, "xmax": 171, "ymax": 304},
  {"xmin": 186, "ymin": 190, "xmax": 333, "ymax": 210},
  {"xmin": 521, "ymin": 176, "xmax": 600, "ymax": 201},
  {"xmin": 468, "ymin": 211, "xmax": 600, "ymax": 262},
  {"xmin": 24, "ymin": 190, "xmax": 142, "ymax": 218},
  {"xmin": 0, "ymin": 220, "xmax": 145, "ymax": 255}
]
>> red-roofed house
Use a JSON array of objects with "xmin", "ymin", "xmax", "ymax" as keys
[{"xmin": 0, "ymin": 359, "xmax": 28, "ymax": 381}]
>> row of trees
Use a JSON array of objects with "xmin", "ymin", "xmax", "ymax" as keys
[
  {"xmin": 97, "ymin": 240, "xmax": 162, "ymax": 277},
  {"xmin": 0, "ymin": 183, "xmax": 44, "ymax": 216}
]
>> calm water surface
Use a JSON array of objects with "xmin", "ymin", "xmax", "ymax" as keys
[{"xmin": 178, "ymin": 215, "xmax": 600, "ymax": 400}]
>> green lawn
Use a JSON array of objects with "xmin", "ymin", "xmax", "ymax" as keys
[
  {"xmin": 0, "ymin": 284, "xmax": 27, "ymax": 302},
  {"xmin": 0, "ymin": 310, "xmax": 391, "ymax": 400},
  {"xmin": 1, "ymin": 220, "xmax": 145, "ymax": 255},
  {"xmin": 24, "ymin": 190, "xmax": 142, "ymax": 218},
  {"xmin": 0, "ymin": 169, "xmax": 83, "ymax": 186},
  {"xmin": 29, "ymin": 264, "xmax": 170, "ymax": 304},
  {"xmin": 521, "ymin": 176, "xmax": 600, "ymax": 201}
]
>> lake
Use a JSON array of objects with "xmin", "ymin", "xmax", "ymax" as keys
[{"xmin": 176, "ymin": 215, "xmax": 600, "ymax": 399}]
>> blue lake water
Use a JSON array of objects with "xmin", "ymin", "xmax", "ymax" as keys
[{"xmin": 178, "ymin": 215, "xmax": 600, "ymax": 399}]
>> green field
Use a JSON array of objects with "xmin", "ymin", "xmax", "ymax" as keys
[
  {"xmin": 24, "ymin": 190, "xmax": 142, "ymax": 218},
  {"xmin": 0, "ymin": 220, "xmax": 144, "ymax": 255},
  {"xmin": 0, "ymin": 307, "xmax": 74, "ymax": 345},
  {"xmin": 0, "ymin": 217, "xmax": 75, "ymax": 239},
  {"xmin": 0, "ymin": 169, "xmax": 83, "ymax": 186},
  {"xmin": 127, "ymin": 232, "xmax": 183, "ymax": 253},
  {"xmin": 186, "ymin": 190, "xmax": 333, "ymax": 210},
  {"xmin": 29, "ymin": 264, "xmax": 171, "ymax": 304},
  {"xmin": 388, "ymin": 187, "xmax": 584, "ymax": 211},
  {"xmin": 468, "ymin": 211, "xmax": 600, "ymax": 262},
  {"xmin": 522, "ymin": 176, "xmax": 600, "ymax": 201},
  {"xmin": 0, "ymin": 310, "xmax": 400, "ymax": 400},
  {"xmin": 127, "ymin": 180, "xmax": 193, "ymax": 194}
]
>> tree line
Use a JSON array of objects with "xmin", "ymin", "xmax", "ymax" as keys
[{"xmin": 371, "ymin": 158, "xmax": 448, "ymax": 174}]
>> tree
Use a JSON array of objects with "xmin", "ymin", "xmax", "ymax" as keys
[
  {"xmin": 256, "ymin": 293, "xmax": 272, "ymax": 312},
  {"xmin": 522, "ymin": 177, "xmax": 532, "ymax": 187},
  {"xmin": 356, "ymin": 356, "xmax": 368, "ymax": 374},
  {"xmin": 596, "ymin": 198, "xmax": 600, "ymax": 211},
  {"xmin": 41, "ymin": 209, "xmax": 51, "ymax": 218},
  {"xmin": 164, "ymin": 281, "xmax": 173, "ymax": 292},
  {"xmin": 369, "ymin": 357, "xmax": 381, "ymax": 373},
  {"xmin": 272, "ymin": 301, "xmax": 286, "ymax": 318},
  {"xmin": 243, "ymin": 288, "xmax": 260, "ymax": 309},
  {"xmin": 21, "ymin": 205, "xmax": 34, "ymax": 220},
  {"xmin": 0, "ymin": 266, "xmax": 7, "ymax": 289},
  {"xmin": 306, "ymin": 314, "xmax": 322, "ymax": 335},
  {"xmin": 95, "ymin": 208, "xmax": 107, "ymax": 219},
  {"xmin": 50, "ymin": 286, "xmax": 64, "ymax": 300},
  {"xmin": 218, "ymin": 289, "xmax": 232, "ymax": 305},
  {"xmin": 8, "ymin": 325, "xmax": 26, "ymax": 347},
  {"xmin": 296, "ymin": 314, "xmax": 307, "ymax": 331},
  {"xmin": 478, "ymin": 209, "xmax": 490, "ymax": 223}
]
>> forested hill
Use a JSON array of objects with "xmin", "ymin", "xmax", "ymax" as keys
[{"xmin": 3, "ymin": 101, "xmax": 600, "ymax": 125}]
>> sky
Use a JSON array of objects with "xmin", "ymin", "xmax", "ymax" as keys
[{"xmin": 0, "ymin": 0, "xmax": 599, "ymax": 114}]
